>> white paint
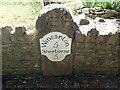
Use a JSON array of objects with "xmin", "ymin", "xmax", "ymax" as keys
[{"xmin": 40, "ymin": 32, "xmax": 72, "ymax": 62}]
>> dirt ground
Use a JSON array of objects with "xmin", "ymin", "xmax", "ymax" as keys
[{"xmin": 2, "ymin": 74, "xmax": 120, "ymax": 89}]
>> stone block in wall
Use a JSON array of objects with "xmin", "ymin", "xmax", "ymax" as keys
[
  {"xmin": 36, "ymin": 4, "xmax": 75, "ymax": 76},
  {"xmin": 42, "ymin": 55, "xmax": 73, "ymax": 75},
  {"xmin": 2, "ymin": 26, "xmax": 42, "ymax": 76},
  {"xmin": 74, "ymin": 27, "xmax": 119, "ymax": 75},
  {"xmin": 2, "ymin": 26, "xmax": 12, "ymax": 44},
  {"xmin": 74, "ymin": 48, "xmax": 99, "ymax": 74},
  {"xmin": 0, "ymin": 28, "xmax": 1, "ymax": 42}
]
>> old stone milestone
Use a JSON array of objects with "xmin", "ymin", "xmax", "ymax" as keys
[
  {"xmin": 40, "ymin": 32, "xmax": 72, "ymax": 62},
  {"xmin": 36, "ymin": 4, "xmax": 75, "ymax": 75}
]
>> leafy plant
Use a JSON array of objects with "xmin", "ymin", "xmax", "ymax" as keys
[
  {"xmin": 110, "ymin": 1, "xmax": 120, "ymax": 10},
  {"xmin": 81, "ymin": 0, "xmax": 96, "ymax": 8},
  {"xmin": 95, "ymin": 0, "xmax": 120, "ymax": 10},
  {"xmin": 80, "ymin": 0, "xmax": 120, "ymax": 10}
]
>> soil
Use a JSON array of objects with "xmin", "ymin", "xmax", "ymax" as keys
[{"xmin": 2, "ymin": 74, "xmax": 120, "ymax": 89}]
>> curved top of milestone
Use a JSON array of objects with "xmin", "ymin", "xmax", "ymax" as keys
[
  {"xmin": 36, "ymin": 4, "xmax": 76, "ymax": 39},
  {"xmin": 39, "ymin": 4, "xmax": 73, "ymax": 17}
]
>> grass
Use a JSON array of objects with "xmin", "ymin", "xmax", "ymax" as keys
[
  {"xmin": 0, "ymin": 2, "xmax": 42, "ymax": 29},
  {"xmin": 0, "ymin": 0, "xmax": 82, "ymax": 28},
  {"xmin": 0, "ymin": 0, "xmax": 80, "ymax": 28}
]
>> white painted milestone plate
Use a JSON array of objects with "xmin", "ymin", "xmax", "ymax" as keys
[{"xmin": 40, "ymin": 32, "xmax": 72, "ymax": 62}]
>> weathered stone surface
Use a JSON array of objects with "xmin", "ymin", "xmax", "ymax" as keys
[
  {"xmin": 106, "ymin": 10, "xmax": 118, "ymax": 16},
  {"xmin": 2, "ymin": 26, "xmax": 42, "ymax": 76},
  {"xmin": 2, "ymin": 26, "xmax": 12, "ymax": 44},
  {"xmin": 36, "ymin": 4, "xmax": 75, "ymax": 76},
  {"xmin": 99, "ymin": 19, "xmax": 105, "ymax": 22},
  {"xmin": 100, "ymin": 10, "xmax": 119, "ymax": 19},
  {"xmin": 0, "ymin": 28, "xmax": 2, "ymax": 84},
  {"xmin": 79, "ymin": 19, "xmax": 90, "ymax": 25},
  {"xmin": 74, "ymin": 30, "xmax": 119, "ymax": 75},
  {"xmin": 74, "ymin": 5, "xmax": 85, "ymax": 14},
  {"xmin": 95, "ymin": 11, "xmax": 104, "ymax": 15},
  {"xmin": 82, "ymin": 8, "xmax": 90, "ymax": 15},
  {"xmin": 42, "ymin": 55, "xmax": 73, "ymax": 75},
  {"xmin": 94, "ymin": 7, "xmax": 103, "ymax": 12},
  {"xmin": 36, "ymin": 4, "xmax": 75, "ymax": 39},
  {"xmin": 87, "ymin": 28, "xmax": 99, "ymax": 38}
]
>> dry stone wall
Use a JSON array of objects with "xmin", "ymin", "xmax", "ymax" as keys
[
  {"xmin": 2, "ymin": 26, "xmax": 42, "ymax": 76},
  {"xmin": 1, "ymin": 4, "xmax": 119, "ymax": 76},
  {"xmin": 73, "ymin": 28, "xmax": 119, "ymax": 75}
]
